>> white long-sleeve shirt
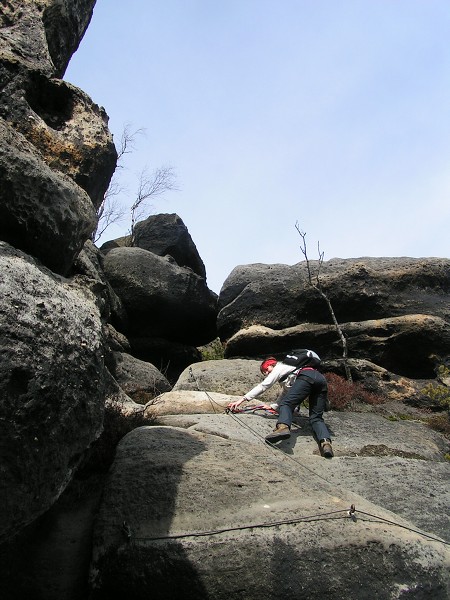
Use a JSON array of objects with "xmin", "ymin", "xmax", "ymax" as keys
[{"xmin": 244, "ymin": 362, "xmax": 299, "ymax": 401}]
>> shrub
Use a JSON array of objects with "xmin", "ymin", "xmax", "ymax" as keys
[
  {"xmin": 199, "ymin": 337, "xmax": 225, "ymax": 361},
  {"xmin": 422, "ymin": 382, "xmax": 450, "ymax": 411},
  {"xmin": 437, "ymin": 364, "xmax": 450, "ymax": 380},
  {"xmin": 325, "ymin": 372, "xmax": 384, "ymax": 410}
]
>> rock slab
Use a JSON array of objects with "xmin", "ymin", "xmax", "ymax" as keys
[{"xmin": 90, "ymin": 409, "xmax": 450, "ymax": 599}]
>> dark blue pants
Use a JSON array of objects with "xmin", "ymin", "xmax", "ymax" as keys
[{"xmin": 277, "ymin": 370, "xmax": 331, "ymax": 441}]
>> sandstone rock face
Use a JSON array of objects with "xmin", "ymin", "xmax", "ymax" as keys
[
  {"xmin": 39, "ymin": 0, "xmax": 97, "ymax": 77},
  {"xmin": 0, "ymin": 0, "xmax": 117, "ymax": 275},
  {"xmin": 218, "ymin": 258, "xmax": 450, "ymax": 378},
  {"xmin": 0, "ymin": 121, "xmax": 98, "ymax": 274},
  {"xmin": 225, "ymin": 315, "xmax": 450, "ymax": 379},
  {"xmin": 0, "ymin": 242, "xmax": 106, "ymax": 543},
  {"xmin": 218, "ymin": 258, "xmax": 450, "ymax": 339},
  {"xmin": 102, "ymin": 247, "xmax": 217, "ymax": 346},
  {"xmin": 2, "ymin": 2, "xmax": 449, "ymax": 597},
  {"xmin": 133, "ymin": 213, "xmax": 207, "ymax": 279},
  {"xmin": 90, "ymin": 419, "xmax": 450, "ymax": 598},
  {"xmin": 0, "ymin": 66, "xmax": 116, "ymax": 214},
  {"xmin": 0, "ymin": 0, "xmax": 96, "ymax": 77}
]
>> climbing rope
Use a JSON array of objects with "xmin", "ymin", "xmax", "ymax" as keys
[
  {"xmin": 123, "ymin": 507, "xmax": 356, "ymax": 542},
  {"xmin": 229, "ymin": 404, "xmax": 279, "ymax": 416},
  {"xmin": 122, "ymin": 502, "xmax": 449, "ymax": 546}
]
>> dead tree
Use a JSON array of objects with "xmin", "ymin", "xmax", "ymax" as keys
[
  {"xmin": 93, "ymin": 124, "xmax": 145, "ymax": 242},
  {"xmin": 93, "ymin": 125, "xmax": 178, "ymax": 245},
  {"xmin": 93, "ymin": 186, "xmax": 126, "ymax": 243},
  {"xmin": 296, "ymin": 223, "xmax": 352, "ymax": 382},
  {"xmin": 129, "ymin": 165, "xmax": 178, "ymax": 246}
]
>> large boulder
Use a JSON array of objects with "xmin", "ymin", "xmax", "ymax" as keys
[
  {"xmin": 133, "ymin": 213, "xmax": 207, "ymax": 279},
  {"xmin": 109, "ymin": 352, "xmax": 171, "ymax": 400},
  {"xmin": 0, "ymin": 120, "xmax": 99, "ymax": 275},
  {"xmin": 0, "ymin": 242, "xmax": 106, "ymax": 543},
  {"xmin": 102, "ymin": 247, "xmax": 217, "ymax": 346},
  {"xmin": 101, "ymin": 214, "xmax": 207, "ymax": 279},
  {"xmin": 89, "ymin": 417, "xmax": 450, "ymax": 598},
  {"xmin": 218, "ymin": 257, "xmax": 450, "ymax": 341},
  {"xmin": 172, "ymin": 358, "xmax": 280, "ymax": 401}
]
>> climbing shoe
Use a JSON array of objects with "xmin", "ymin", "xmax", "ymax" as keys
[
  {"xmin": 320, "ymin": 439, "xmax": 334, "ymax": 458},
  {"xmin": 265, "ymin": 423, "xmax": 291, "ymax": 443}
]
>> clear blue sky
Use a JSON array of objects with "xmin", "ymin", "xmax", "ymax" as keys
[{"xmin": 65, "ymin": 1, "xmax": 450, "ymax": 294}]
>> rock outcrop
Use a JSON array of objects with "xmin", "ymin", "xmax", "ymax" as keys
[
  {"xmin": 0, "ymin": 0, "xmax": 121, "ymax": 545},
  {"xmin": 100, "ymin": 215, "xmax": 218, "ymax": 377},
  {"xmin": 89, "ymin": 413, "xmax": 450, "ymax": 598},
  {"xmin": 224, "ymin": 315, "xmax": 450, "ymax": 379},
  {"xmin": 0, "ymin": 0, "xmax": 117, "ymax": 275},
  {"xmin": 218, "ymin": 257, "xmax": 450, "ymax": 378},
  {"xmin": 102, "ymin": 213, "xmax": 207, "ymax": 279},
  {"xmin": 218, "ymin": 258, "xmax": 450, "ymax": 337},
  {"xmin": 102, "ymin": 246, "xmax": 217, "ymax": 346}
]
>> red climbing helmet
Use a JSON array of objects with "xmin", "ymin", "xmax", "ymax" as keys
[{"xmin": 260, "ymin": 357, "xmax": 277, "ymax": 374}]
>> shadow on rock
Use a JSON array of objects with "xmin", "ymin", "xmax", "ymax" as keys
[{"xmin": 90, "ymin": 427, "xmax": 209, "ymax": 599}]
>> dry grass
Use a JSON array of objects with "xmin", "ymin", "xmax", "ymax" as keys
[{"xmin": 325, "ymin": 372, "xmax": 384, "ymax": 410}]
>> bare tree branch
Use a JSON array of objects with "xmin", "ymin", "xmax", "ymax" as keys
[
  {"xmin": 116, "ymin": 123, "xmax": 145, "ymax": 163},
  {"xmin": 295, "ymin": 222, "xmax": 352, "ymax": 381},
  {"xmin": 93, "ymin": 194, "xmax": 126, "ymax": 242},
  {"xmin": 129, "ymin": 166, "xmax": 179, "ymax": 246},
  {"xmin": 92, "ymin": 124, "xmax": 145, "ymax": 242},
  {"xmin": 92, "ymin": 124, "xmax": 179, "ymax": 245}
]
